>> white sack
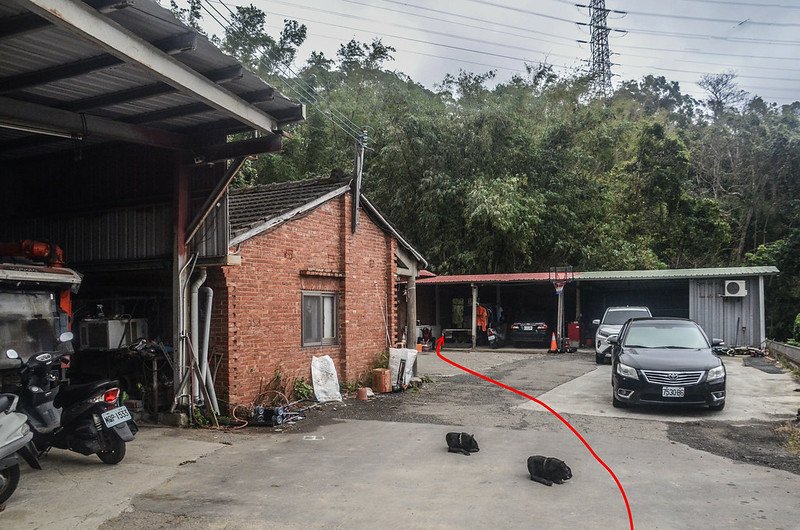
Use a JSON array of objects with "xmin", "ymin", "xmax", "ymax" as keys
[
  {"xmin": 311, "ymin": 355, "xmax": 342, "ymax": 402},
  {"xmin": 388, "ymin": 348, "xmax": 417, "ymax": 389}
]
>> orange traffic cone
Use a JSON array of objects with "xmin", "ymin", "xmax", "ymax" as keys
[{"xmin": 548, "ymin": 332, "xmax": 558, "ymax": 353}]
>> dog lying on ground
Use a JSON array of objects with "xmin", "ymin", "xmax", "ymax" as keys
[
  {"xmin": 527, "ymin": 456, "xmax": 572, "ymax": 486},
  {"xmin": 445, "ymin": 432, "xmax": 480, "ymax": 456}
]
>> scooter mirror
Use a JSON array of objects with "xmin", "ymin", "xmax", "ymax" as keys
[{"xmin": 59, "ymin": 332, "xmax": 74, "ymax": 343}]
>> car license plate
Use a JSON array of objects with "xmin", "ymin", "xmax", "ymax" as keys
[
  {"xmin": 662, "ymin": 386, "xmax": 685, "ymax": 398},
  {"xmin": 523, "ymin": 325, "xmax": 533, "ymax": 331},
  {"xmin": 101, "ymin": 406, "xmax": 132, "ymax": 428}
]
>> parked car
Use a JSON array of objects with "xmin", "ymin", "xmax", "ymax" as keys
[
  {"xmin": 593, "ymin": 306, "xmax": 652, "ymax": 364},
  {"xmin": 508, "ymin": 313, "xmax": 550, "ymax": 346},
  {"xmin": 609, "ymin": 317, "xmax": 726, "ymax": 411}
]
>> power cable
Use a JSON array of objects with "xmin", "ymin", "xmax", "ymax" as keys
[
  {"xmin": 253, "ymin": 8, "xmax": 586, "ymax": 71},
  {"xmin": 256, "ymin": 0, "xmax": 584, "ymax": 63},
  {"xmin": 201, "ymin": 0, "xmax": 364, "ymax": 140},
  {"xmin": 668, "ymin": 0, "xmax": 800, "ymax": 10},
  {"xmin": 373, "ymin": 0, "xmax": 578, "ymax": 44},
  {"xmin": 569, "ymin": 0, "xmax": 800, "ymax": 27}
]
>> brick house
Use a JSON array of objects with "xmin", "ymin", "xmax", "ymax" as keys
[{"xmin": 207, "ymin": 175, "xmax": 425, "ymax": 407}]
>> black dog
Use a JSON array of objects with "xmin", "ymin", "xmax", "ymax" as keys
[
  {"xmin": 446, "ymin": 432, "xmax": 480, "ymax": 456},
  {"xmin": 527, "ymin": 456, "xmax": 572, "ymax": 486}
]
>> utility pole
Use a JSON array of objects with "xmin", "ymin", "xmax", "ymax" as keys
[
  {"xmin": 351, "ymin": 129, "xmax": 367, "ymax": 233},
  {"xmin": 588, "ymin": 0, "xmax": 613, "ymax": 97}
]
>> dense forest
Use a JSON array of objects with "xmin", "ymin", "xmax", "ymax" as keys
[{"xmin": 174, "ymin": 3, "xmax": 800, "ymax": 341}]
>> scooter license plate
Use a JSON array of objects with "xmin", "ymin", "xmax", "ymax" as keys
[{"xmin": 101, "ymin": 406, "xmax": 132, "ymax": 428}]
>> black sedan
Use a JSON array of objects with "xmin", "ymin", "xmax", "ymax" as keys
[
  {"xmin": 609, "ymin": 318, "xmax": 726, "ymax": 411},
  {"xmin": 508, "ymin": 313, "xmax": 550, "ymax": 346}
]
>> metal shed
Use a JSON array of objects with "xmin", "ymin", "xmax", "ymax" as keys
[
  {"xmin": 0, "ymin": 0, "xmax": 305, "ymax": 404},
  {"xmin": 416, "ymin": 266, "xmax": 780, "ymax": 349}
]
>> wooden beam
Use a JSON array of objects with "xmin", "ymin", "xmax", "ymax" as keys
[
  {"xmin": 0, "ymin": 32, "xmax": 197, "ymax": 94},
  {"xmin": 0, "ymin": 96, "xmax": 190, "ymax": 150},
  {"xmin": 60, "ymin": 65, "xmax": 244, "ymax": 112},
  {"xmin": 194, "ymin": 135, "xmax": 282, "ymax": 164},
  {"xmin": 18, "ymin": 0, "xmax": 281, "ymax": 132},
  {"xmin": 125, "ymin": 89, "xmax": 274, "ymax": 125},
  {"xmin": 185, "ymin": 157, "xmax": 247, "ymax": 244}
]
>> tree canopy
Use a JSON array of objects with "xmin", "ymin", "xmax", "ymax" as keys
[{"xmin": 179, "ymin": 4, "xmax": 800, "ymax": 340}]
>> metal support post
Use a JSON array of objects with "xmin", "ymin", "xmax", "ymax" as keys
[{"xmin": 471, "ymin": 283, "xmax": 478, "ymax": 350}]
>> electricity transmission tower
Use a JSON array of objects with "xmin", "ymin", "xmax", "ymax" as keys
[{"xmin": 588, "ymin": 0, "xmax": 613, "ymax": 97}]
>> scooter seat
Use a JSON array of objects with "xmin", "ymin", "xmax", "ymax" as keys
[
  {"xmin": 0, "ymin": 393, "xmax": 12, "ymax": 413},
  {"xmin": 54, "ymin": 380, "xmax": 118, "ymax": 409}
]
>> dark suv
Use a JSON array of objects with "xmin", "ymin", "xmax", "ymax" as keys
[{"xmin": 610, "ymin": 318, "xmax": 726, "ymax": 411}]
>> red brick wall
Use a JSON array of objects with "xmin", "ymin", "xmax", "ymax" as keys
[{"xmin": 211, "ymin": 192, "xmax": 397, "ymax": 406}]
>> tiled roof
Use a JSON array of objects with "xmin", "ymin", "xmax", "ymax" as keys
[
  {"xmin": 227, "ymin": 177, "xmax": 427, "ymax": 267},
  {"xmin": 229, "ymin": 177, "xmax": 350, "ymax": 235}
]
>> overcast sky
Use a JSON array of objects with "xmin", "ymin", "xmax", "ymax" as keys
[{"xmin": 192, "ymin": 0, "xmax": 800, "ymax": 105}]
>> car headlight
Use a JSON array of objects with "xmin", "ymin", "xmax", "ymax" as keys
[
  {"xmin": 707, "ymin": 365, "xmax": 725, "ymax": 381},
  {"xmin": 616, "ymin": 362, "xmax": 639, "ymax": 380}
]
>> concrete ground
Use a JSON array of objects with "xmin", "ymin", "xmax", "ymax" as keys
[{"xmin": 3, "ymin": 349, "xmax": 799, "ymax": 529}]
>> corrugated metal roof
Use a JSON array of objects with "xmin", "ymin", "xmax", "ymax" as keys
[
  {"xmin": 577, "ymin": 266, "xmax": 780, "ymax": 281},
  {"xmin": 416, "ymin": 266, "xmax": 780, "ymax": 285},
  {"xmin": 417, "ymin": 272, "xmax": 552, "ymax": 285},
  {"xmin": 0, "ymin": 0, "xmax": 303, "ymax": 160}
]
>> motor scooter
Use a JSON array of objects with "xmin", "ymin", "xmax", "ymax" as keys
[
  {"xmin": 6, "ymin": 333, "xmax": 137, "ymax": 465},
  {"xmin": 0, "ymin": 393, "xmax": 41, "ymax": 505}
]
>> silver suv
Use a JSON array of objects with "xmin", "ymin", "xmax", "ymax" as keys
[{"xmin": 593, "ymin": 306, "xmax": 652, "ymax": 364}]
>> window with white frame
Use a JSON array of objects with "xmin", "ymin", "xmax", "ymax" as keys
[{"xmin": 302, "ymin": 292, "xmax": 338, "ymax": 346}]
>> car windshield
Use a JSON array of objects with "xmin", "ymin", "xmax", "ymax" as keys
[
  {"xmin": 623, "ymin": 322, "xmax": 709, "ymax": 349},
  {"xmin": 0, "ymin": 290, "xmax": 59, "ymax": 360},
  {"xmin": 603, "ymin": 309, "xmax": 650, "ymax": 325}
]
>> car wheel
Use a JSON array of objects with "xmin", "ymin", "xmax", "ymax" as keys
[
  {"xmin": 708, "ymin": 401, "xmax": 725, "ymax": 411},
  {"xmin": 612, "ymin": 393, "xmax": 626, "ymax": 408},
  {"xmin": 596, "ymin": 353, "xmax": 604, "ymax": 364}
]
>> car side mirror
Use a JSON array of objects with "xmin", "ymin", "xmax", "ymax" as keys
[
  {"xmin": 711, "ymin": 338, "xmax": 725, "ymax": 346},
  {"xmin": 592, "ymin": 319, "xmax": 600, "ymax": 326},
  {"xmin": 607, "ymin": 335, "xmax": 619, "ymax": 344}
]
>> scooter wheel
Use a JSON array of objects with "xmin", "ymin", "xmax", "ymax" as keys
[
  {"xmin": 0, "ymin": 463, "xmax": 20, "ymax": 504},
  {"xmin": 97, "ymin": 436, "xmax": 127, "ymax": 465}
]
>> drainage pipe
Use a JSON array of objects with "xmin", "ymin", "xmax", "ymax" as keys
[
  {"xmin": 189, "ymin": 267, "xmax": 207, "ymax": 404},
  {"xmin": 199, "ymin": 285, "xmax": 219, "ymax": 415}
]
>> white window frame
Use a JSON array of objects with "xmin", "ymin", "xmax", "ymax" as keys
[{"xmin": 301, "ymin": 291, "xmax": 338, "ymax": 347}]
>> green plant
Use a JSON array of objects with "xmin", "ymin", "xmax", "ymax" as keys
[
  {"xmin": 293, "ymin": 378, "xmax": 314, "ymax": 400},
  {"xmin": 372, "ymin": 350, "xmax": 389, "ymax": 370},
  {"xmin": 339, "ymin": 380, "xmax": 359, "ymax": 394},
  {"xmin": 776, "ymin": 423, "xmax": 800, "ymax": 455},
  {"xmin": 191, "ymin": 406, "xmax": 210, "ymax": 427}
]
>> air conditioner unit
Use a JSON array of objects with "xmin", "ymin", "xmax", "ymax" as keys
[
  {"xmin": 723, "ymin": 280, "xmax": 747, "ymax": 297},
  {"xmin": 79, "ymin": 318, "xmax": 149, "ymax": 350}
]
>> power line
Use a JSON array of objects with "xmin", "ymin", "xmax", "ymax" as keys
[
  {"xmin": 254, "ymin": 8, "xmax": 586, "ymax": 71},
  {"xmin": 259, "ymin": 0, "xmax": 584, "ymax": 63},
  {"xmin": 200, "ymin": 0, "xmax": 364, "ymax": 140},
  {"xmin": 333, "ymin": 0, "xmax": 577, "ymax": 49},
  {"xmin": 375, "ymin": 0, "xmax": 578, "ymax": 44},
  {"xmin": 567, "ymin": 0, "xmax": 800, "ymax": 26},
  {"xmin": 673, "ymin": 0, "xmax": 800, "ymax": 10}
]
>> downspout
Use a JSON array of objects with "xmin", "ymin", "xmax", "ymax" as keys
[
  {"xmin": 199, "ymin": 285, "xmax": 219, "ymax": 414},
  {"xmin": 190, "ymin": 267, "xmax": 207, "ymax": 404}
]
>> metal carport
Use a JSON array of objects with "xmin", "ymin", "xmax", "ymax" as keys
[{"xmin": 0, "ymin": 0, "xmax": 304, "ymax": 405}]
